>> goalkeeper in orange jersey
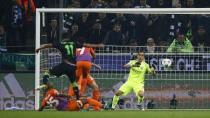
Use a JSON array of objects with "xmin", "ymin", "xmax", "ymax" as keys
[
  {"xmin": 69, "ymin": 47, "xmax": 101, "ymax": 101},
  {"xmin": 37, "ymin": 82, "xmax": 103, "ymax": 111}
]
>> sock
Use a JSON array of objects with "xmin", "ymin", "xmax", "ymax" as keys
[
  {"xmin": 80, "ymin": 79, "xmax": 87, "ymax": 95},
  {"xmin": 92, "ymin": 89, "xmax": 100, "ymax": 101},
  {"xmin": 111, "ymin": 95, "xmax": 119, "ymax": 109},
  {"xmin": 137, "ymin": 96, "xmax": 144, "ymax": 104},
  {"xmin": 73, "ymin": 87, "xmax": 80, "ymax": 100},
  {"xmin": 68, "ymin": 86, "xmax": 74, "ymax": 96},
  {"xmin": 42, "ymin": 72, "xmax": 50, "ymax": 84}
]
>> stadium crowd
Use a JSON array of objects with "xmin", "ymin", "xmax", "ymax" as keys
[{"xmin": 0, "ymin": 0, "xmax": 210, "ymax": 53}]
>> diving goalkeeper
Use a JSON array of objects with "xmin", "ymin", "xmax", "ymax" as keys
[{"xmin": 111, "ymin": 51, "xmax": 156, "ymax": 110}]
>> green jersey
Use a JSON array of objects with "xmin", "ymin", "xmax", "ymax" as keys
[
  {"xmin": 127, "ymin": 60, "xmax": 152, "ymax": 84},
  {"xmin": 167, "ymin": 37, "xmax": 194, "ymax": 53}
]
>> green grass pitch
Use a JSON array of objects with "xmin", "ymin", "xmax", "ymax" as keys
[{"xmin": 1, "ymin": 110, "xmax": 210, "ymax": 118}]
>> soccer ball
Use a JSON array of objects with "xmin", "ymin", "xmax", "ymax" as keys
[{"xmin": 162, "ymin": 58, "xmax": 172, "ymax": 67}]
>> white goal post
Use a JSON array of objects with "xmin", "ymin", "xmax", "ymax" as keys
[{"xmin": 35, "ymin": 8, "xmax": 210, "ymax": 110}]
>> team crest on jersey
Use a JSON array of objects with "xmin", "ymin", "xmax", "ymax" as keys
[{"xmin": 140, "ymin": 66, "xmax": 144, "ymax": 70}]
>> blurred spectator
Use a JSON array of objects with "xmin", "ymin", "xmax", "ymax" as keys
[
  {"xmin": 186, "ymin": 0, "xmax": 195, "ymax": 8},
  {"xmin": 147, "ymin": 14, "xmax": 168, "ymax": 43},
  {"xmin": 104, "ymin": 23, "xmax": 125, "ymax": 45},
  {"xmin": 71, "ymin": 0, "xmax": 81, "ymax": 8},
  {"xmin": 133, "ymin": 15, "xmax": 148, "ymax": 45},
  {"xmin": 167, "ymin": 31, "xmax": 194, "ymax": 53},
  {"xmin": 193, "ymin": 25, "xmax": 210, "ymax": 52},
  {"xmin": 88, "ymin": 0, "xmax": 106, "ymax": 8},
  {"xmin": 156, "ymin": 0, "xmax": 169, "ymax": 8},
  {"xmin": 77, "ymin": 13, "xmax": 93, "ymax": 38},
  {"xmin": 80, "ymin": 0, "xmax": 91, "ymax": 8},
  {"xmin": 63, "ymin": 13, "xmax": 74, "ymax": 32},
  {"xmin": 170, "ymin": 94, "xmax": 178, "ymax": 109},
  {"xmin": 47, "ymin": 18, "xmax": 59, "ymax": 43},
  {"xmin": 110, "ymin": 13, "xmax": 128, "ymax": 34},
  {"xmin": 17, "ymin": 0, "xmax": 36, "ymax": 23},
  {"xmin": 6, "ymin": 0, "xmax": 24, "ymax": 52},
  {"xmin": 144, "ymin": 37, "xmax": 157, "ymax": 53},
  {"xmin": 17, "ymin": 0, "xmax": 36, "ymax": 51},
  {"xmin": 122, "ymin": 0, "xmax": 133, "ymax": 8},
  {"xmin": 87, "ymin": 23, "xmax": 105, "ymax": 44},
  {"xmin": 159, "ymin": 41, "xmax": 168, "ymax": 52},
  {"xmin": 0, "ymin": 25, "xmax": 7, "ymax": 52},
  {"xmin": 134, "ymin": 0, "xmax": 151, "ymax": 8},
  {"xmin": 128, "ymin": 39, "xmax": 138, "ymax": 46},
  {"xmin": 109, "ymin": 0, "xmax": 119, "ymax": 8},
  {"xmin": 97, "ymin": 13, "xmax": 111, "ymax": 34},
  {"xmin": 166, "ymin": 14, "xmax": 189, "ymax": 43},
  {"xmin": 69, "ymin": 23, "xmax": 82, "ymax": 42}
]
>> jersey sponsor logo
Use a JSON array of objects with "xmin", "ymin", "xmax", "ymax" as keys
[{"xmin": 0, "ymin": 73, "xmax": 34, "ymax": 110}]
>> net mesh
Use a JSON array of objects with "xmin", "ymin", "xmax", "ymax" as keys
[{"xmin": 39, "ymin": 46, "xmax": 210, "ymax": 109}]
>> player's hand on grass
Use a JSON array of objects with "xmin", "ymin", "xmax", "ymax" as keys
[{"xmin": 76, "ymin": 100, "xmax": 83, "ymax": 108}]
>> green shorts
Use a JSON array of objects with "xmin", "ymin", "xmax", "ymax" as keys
[{"xmin": 119, "ymin": 81, "xmax": 144, "ymax": 96}]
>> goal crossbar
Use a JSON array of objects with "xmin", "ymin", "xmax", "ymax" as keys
[{"xmin": 36, "ymin": 8, "xmax": 210, "ymax": 14}]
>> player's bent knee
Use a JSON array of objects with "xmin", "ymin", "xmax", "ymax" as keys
[{"xmin": 138, "ymin": 90, "xmax": 144, "ymax": 97}]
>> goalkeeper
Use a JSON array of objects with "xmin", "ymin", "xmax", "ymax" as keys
[{"xmin": 111, "ymin": 52, "xmax": 156, "ymax": 110}]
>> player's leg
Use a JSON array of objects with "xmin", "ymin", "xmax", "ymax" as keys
[
  {"xmin": 133, "ymin": 83, "xmax": 145, "ymax": 110},
  {"xmin": 87, "ymin": 75, "xmax": 100, "ymax": 101},
  {"xmin": 68, "ymin": 63, "xmax": 83, "ymax": 96},
  {"xmin": 65, "ymin": 63, "xmax": 80, "ymax": 100},
  {"xmin": 82, "ymin": 98, "xmax": 103, "ymax": 111},
  {"xmin": 39, "ymin": 63, "xmax": 65, "ymax": 91},
  {"xmin": 67, "ymin": 100, "xmax": 80, "ymax": 111},
  {"xmin": 79, "ymin": 61, "xmax": 92, "ymax": 95},
  {"xmin": 111, "ymin": 82, "xmax": 132, "ymax": 109}
]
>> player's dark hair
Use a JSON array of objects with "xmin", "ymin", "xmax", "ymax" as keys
[
  {"xmin": 62, "ymin": 33, "xmax": 70, "ymax": 41},
  {"xmin": 138, "ymin": 51, "xmax": 145, "ymax": 55},
  {"xmin": 131, "ymin": 54, "xmax": 137, "ymax": 60}
]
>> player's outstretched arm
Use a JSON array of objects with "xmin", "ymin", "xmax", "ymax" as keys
[
  {"xmin": 150, "ymin": 67, "xmax": 156, "ymax": 76},
  {"xmin": 83, "ymin": 43, "xmax": 104, "ymax": 48},
  {"xmin": 35, "ymin": 43, "xmax": 53, "ymax": 53},
  {"xmin": 92, "ymin": 63, "xmax": 101, "ymax": 70},
  {"xmin": 123, "ymin": 62, "xmax": 132, "ymax": 68}
]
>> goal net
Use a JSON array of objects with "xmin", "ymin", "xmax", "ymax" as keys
[{"xmin": 35, "ymin": 8, "xmax": 210, "ymax": 110}]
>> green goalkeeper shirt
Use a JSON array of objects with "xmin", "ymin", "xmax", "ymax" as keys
[{"xmin": 127, "ymin": 60, "xmax": 152, "ymax": 84}]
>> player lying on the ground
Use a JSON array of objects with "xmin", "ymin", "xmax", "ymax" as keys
[
  {"xmin": 69, "ymin": 47, "xmax": 101, "ymax": 101},
  {"xmin": 37, "ymin": 82, "xmax": 104, "ymax": 111},
  {"xmin": 35, "ymin": 33, "xmax": 104, "ymax": 106},
  {"xmin": 111, "ymin": 51, "xmax": 156, "ymax": 110}
]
